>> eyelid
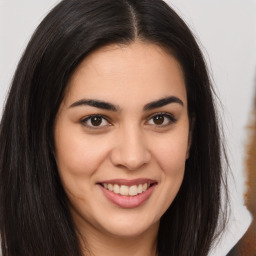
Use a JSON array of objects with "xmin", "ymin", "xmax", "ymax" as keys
[
  {"xmin": 80, "ymin": 114, "xmax": 112, "ymax": 129},
  {"xmin": 80, "ymin": 112, "xmax": 177, "ymax": 130},
  {"xmin": 146, "ymin": 112, "xmax": 177, "ymax": 126}
]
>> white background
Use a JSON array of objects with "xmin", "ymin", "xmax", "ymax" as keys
[{"xmin": 0, "ymin": 0, "xmax": 255, "ymax": 255}]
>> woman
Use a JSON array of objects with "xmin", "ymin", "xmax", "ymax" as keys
[{"xmin": 0, "ymin": 0, "xmax": 228, "ymax": 255}]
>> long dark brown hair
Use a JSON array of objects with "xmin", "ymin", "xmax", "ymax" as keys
[{"xmin": 0, "ymin": 0, "xmax": 227, "ymax": 255}]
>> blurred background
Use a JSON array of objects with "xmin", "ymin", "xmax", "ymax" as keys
[{"xmin": 0, "ymin": 0, "xmax": 255, "ymax": 255}]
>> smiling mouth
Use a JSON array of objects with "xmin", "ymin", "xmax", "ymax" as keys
[
  {"xmin": 98, "ymin": 181, "xmax": 157, "ymax": 197},
  {"xmin": 97, "ymin": 179, "xmax": 157, "ymax": 208}
]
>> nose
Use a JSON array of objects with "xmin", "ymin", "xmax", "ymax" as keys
[{"xmin": 110, "ymin": 125, "xmax": 151, "ymax": 170}]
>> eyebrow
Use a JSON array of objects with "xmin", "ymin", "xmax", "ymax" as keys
[
  {"xmin": 143, "ymin": 96, "xmax": 184, "ymax": 111},
  {"xmin": 69, "ymin": 99, "xmax": 120, "ymax": 111},
  {"xmin": 69, "ymin": 96, "xmax": 184, "ymax": 111}
]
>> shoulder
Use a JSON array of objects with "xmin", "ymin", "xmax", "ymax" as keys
[
  {"xmin": 208, "ymin": 205, "xmax": 252, "ymax": 256},
  {"xmin": 226, "ymin": 218, "xmax": 256, "ymax": 256}
]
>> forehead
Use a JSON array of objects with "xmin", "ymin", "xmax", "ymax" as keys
[{"xmin": 64, "ymin": 41, "xmax": 187, "ymax": 107}]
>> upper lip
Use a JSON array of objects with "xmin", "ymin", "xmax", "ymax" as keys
[{"xmin": 97, "ymin": 178, "xmax": 157, "ymax": 186}]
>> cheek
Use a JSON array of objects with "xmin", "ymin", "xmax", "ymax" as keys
[
  {"xmin": 54, "ymin": 132, "xmax": 112, "ymax": 204},
  {"xmin": 151, "ymin": 132, "xmax": 189, "ymax": 174},
  {"xmin": 149, "ymin": 133, "xmax": 188, "ymax": 215},
  {"xmin": 152, "ymin": 129, "xmax": 188, "ymax": 183},
  {"xmin": 55, "ymin": 127, "xmax": 111, "ymax": 178}
]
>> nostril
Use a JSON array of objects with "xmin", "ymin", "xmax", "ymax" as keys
[{"xmin": 109, "ymin": 138, "xmax": 151, "ymax": 170}]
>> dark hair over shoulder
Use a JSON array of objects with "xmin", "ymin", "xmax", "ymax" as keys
[{"xmin": 0, "ymin": 0, "xmax": 227, "ymax": 255}]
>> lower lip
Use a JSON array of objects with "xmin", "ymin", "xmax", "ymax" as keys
[{"xmin": 99, "ymin": 185, "xmax": 156, "ymax": 208}]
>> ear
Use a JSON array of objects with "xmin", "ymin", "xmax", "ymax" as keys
[{"xmin": 186, "ymin": 116, "xmax": 195, "ymax": 160}]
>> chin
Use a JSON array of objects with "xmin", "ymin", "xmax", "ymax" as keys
[{"xmin": 98, "ymin": 216, "xmax": 159, "ymax": 239}]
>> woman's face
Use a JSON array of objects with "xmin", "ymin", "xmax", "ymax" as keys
[{"xmin": 54, "ymin": 42, "xmax": 190, "ymax": 239}]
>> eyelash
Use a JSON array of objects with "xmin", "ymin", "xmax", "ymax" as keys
[
  {"xmin": 80, "ymin": 114, "xmax": 111, "ymax": 129},
  {"xmin": 80, "ymin": 112, "xmax": 177, "ymax": 129},
  {"xmin": 147, "ymin": 112, "xmax": 177, "ymax": 127}
]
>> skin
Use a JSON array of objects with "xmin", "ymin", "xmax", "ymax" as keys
[{"xmin": 54, "ymin": 41, "xmax": 191, "ymax": 256}]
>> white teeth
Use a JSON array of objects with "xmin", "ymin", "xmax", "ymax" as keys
[
  {"xmin": 129, "ymin": 185, "xmax": 138, "ymax": 196},
  {"xmin": 120, "ymin": 185, "xmax": 129, "ymax": 196},
  {"xmin": 138, "ymin": 184, "xmax": 143, "ymax": 194},
  {"xmin": 113, "ymin": 184, "xmax": 119, "ymax": 194},
  {"xmin": 107, "ymin": 184, "xmax": 113, "ymax": 191},
  {"xmin": 142, "ymin": 183, "xmax": 148, "ymax": 192},
  {"xmin": 103, "ymin": 183, "xmax": 151, "ymax": 196}
]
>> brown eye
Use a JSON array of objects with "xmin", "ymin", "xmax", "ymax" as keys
[
  {"xmin": 153, "ymin": 115, "xmax": 165, "ymax": 125},
  {"xmin": 147, "ymin": 113, "xmax": 177, "ymax": 127},
  {"xmin": 91, "ymin": 116, "xmax": 103, "ymax": 126},
  {"xmin": 81, "ymin": 115, "xmax": 110, "ymax": 128}
]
